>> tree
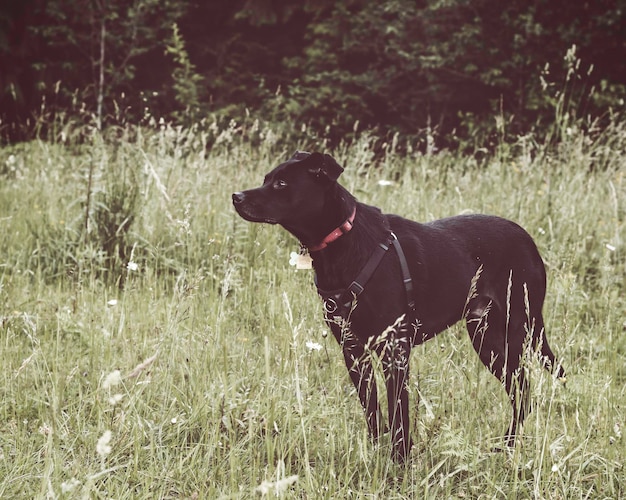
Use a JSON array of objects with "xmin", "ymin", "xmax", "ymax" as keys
[
  {"xmin": 270, "ymin": 0, "xmax": 625, "ymax": 145},
  {"xmin": 1, "ymin": 0, "xmax": 624, "ymax": 144},
  {"xmin": 1, "ymin": 0, "xmax": 185, "ymax": 135}
]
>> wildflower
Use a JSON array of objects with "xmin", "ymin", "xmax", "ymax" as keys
[
  {"xmin": 255, "ymin": 475, "xmax": 298, "ymax": 496},
  {"xmin": 306, "ymin": 340, "xmax": 323, "ymax": 351},
  {"xmin": 38, "ymin": 423, "xmax": 52, "ymax": 436},
  {"xmin": 127, "ymin": 261, "xmax": 139, "ymax": 271},
  {"xmin": 96, "ymin": 430, "xmax": 112, "ymax": 459},
  {"xmin": 108, "ymin": 393, "xmax": 124, "ymax": 406},
  {"xmin": 107, "ymin": 299, "xmax": 118, "ymax": 307},
  {"xmin": 102, "ymin": 370, "xmax": 122, "ymax": 390},
  {"xmin": 606, "ymin": 243, "xmax": 616, "ymax": 252},
  {"xmin": 61, "ymin": 478, "xmax": 81, "ymax": 494},
  {"xmin": 175, "ymin": 217, "xmax": 191, "ymax": 236}
]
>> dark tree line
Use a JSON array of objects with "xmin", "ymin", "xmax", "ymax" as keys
[{"xmin": 1, "ymin": 0, "xmax": 625, "ymax": 145}]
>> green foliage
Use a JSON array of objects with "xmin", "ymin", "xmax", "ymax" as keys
[
  {"xmin": 0, "ymin": 0, "xmax": 185, "ymax": 133},
  {"xmin": 0, "ymin": 118, "xmax": 625, "ymax": 497},
  {"xmin": 0, "ymin": 132, "xmax": 145, "ymax": 284},
  {"xmin": 2, "ymin": 0, "xmax": 624, "ymax": 145},
  {"xmin": 87, "ymin": 146, "xmax": 141, "ymax": 281},
  {"xmin": 270, "ymin": 0, "xmax": 626, "ymax": 145},
  {"xmin": 164, "ymin": 23, "xmax": 206, "ymax": 125}
]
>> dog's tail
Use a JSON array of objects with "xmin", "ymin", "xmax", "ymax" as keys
[{"xmin": 536, "ymin": 330, "xmax": 566, "ymax": 382}]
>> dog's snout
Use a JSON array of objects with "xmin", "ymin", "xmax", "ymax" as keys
[{"xmin": 232, "ymin": 192, "xmax": 245, "ymax": 204}]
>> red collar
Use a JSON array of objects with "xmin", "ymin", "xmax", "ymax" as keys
[{"xmin": 308, "ymin": 206, "xmax": 357, "ymax": 252}]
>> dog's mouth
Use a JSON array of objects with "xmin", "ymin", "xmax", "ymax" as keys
[{"xmin": 233, "ymin": 202, "xmax": 278, "ymax": 225}]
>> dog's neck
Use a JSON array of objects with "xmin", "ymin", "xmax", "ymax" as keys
[
  {"xmin": 307, "ymin": 202, "xmax": 390, "ymax": 291},
  {"xmin": 307, "ymin": 205, "xmax": 357, "ymax": 252}
]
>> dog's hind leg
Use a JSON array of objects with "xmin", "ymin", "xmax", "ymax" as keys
[
  {"xmin": 503, "ymin": 360, "xmax": 530, "ymax": 446},
  {"xmin": 330, "ymin": 324, "xmax": 386, "ymax": 440},
  {"xmin": 465, "ymin": 296, "xmax": 530, "ymax": 447}
]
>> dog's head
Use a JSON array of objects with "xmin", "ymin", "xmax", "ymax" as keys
[{"xmin": 232, "ymin": 151, "xmax": 344, "ymax": 227}]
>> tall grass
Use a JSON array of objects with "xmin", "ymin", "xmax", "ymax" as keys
[{"xmin": 0, "ymin": 115, "xmax": 624, "ymax": 498}]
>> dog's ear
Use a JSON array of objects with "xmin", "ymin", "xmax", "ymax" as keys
[
  {"xmin": 322, "ymin": 154, "xmax": 344, "ymax": 180},
  {"xmin": 289, "ymin": 150, "xmax": 311, "ymax": 162},
  {"xmin": 307, "ymin": 152, "xmax": 344, "ymax": 182}
]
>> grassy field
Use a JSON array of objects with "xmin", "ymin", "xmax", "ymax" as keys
[{"xmin": 0, "ymin": 119, "xmax": 624, "ymax": 498}]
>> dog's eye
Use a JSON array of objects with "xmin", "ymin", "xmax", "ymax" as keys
[{"xmin": 273, "ymin": 179, "xmax": 287, "ymax": 190}]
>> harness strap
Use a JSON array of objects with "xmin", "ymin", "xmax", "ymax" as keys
[
  {"xmin": 346, "ymin": 239, "xmax": 390, "ymax": 298},
  {"xmin": 317, "ymin": 232, "xmax": 415, "ymax": 319},
  {"xmin": 317, "ymin": 237, "xmax": 390, "ymax": 317},
  {"xmin": 390, "ymin": 233, "xmax": 415, "ymax": 312}
]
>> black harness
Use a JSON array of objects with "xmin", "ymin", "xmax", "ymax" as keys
[{"xmin": 315, "ymin": 232, "xmax": 416, "ymax": 323}]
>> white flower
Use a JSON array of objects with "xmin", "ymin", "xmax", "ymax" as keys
[
  {"xmin": 61, "ymin": 478, "xmax": 81, "ymax": 493},
  {"xmin": 96, "ymin": 430, "xmax": 112, "ymax": 458},
  {"xmin": 255, "ymin": 475, "xmax": 298, "ymax": 496},
  {"xmin": 108, "ymin": 393, "xmax": 124, "ymax": 405},
  {"xmin": 38, "ymin": 423, "xmax": 52, "ymax": 436},
  {"xmin": 306, "ymin": 340, "xmax": 323, "ymax": 351},
  {"xmin": 377, "ymin": 179, "xmax": 394, "ymax": 186},
  {"xmin": 127, "ymin": 261, "xmax": 139, "ymax": 271},
  {"xmin": 606, "ymin": 243, "xmax": 616, "ymax": 252},
  {"xmin": 102, "ymin": 370, "xmax": 122, "ymax": 390},
  {"xmin": 107, "ymin": 299, "xmax": 118, "ymax": 307}
]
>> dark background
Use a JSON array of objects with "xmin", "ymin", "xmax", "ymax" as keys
[{"xmin": 1, "ymin": 0, "xmax": 624, "ymax": 147}]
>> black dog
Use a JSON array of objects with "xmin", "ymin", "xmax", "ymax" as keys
[{"xmin": 232, "ymin": 151, "xmax": 565, "ymax": 463}]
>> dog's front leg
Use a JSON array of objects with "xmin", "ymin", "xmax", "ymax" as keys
[
  {"xmin": 330, "ymin": 324, "xmax": 385, "ymax": 439},
  {"xmin": 382, "ymin": 329, "xmax": 412, "ymax": 463}
]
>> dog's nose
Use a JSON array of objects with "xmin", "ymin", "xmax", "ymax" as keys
[{"xmin": 232, "ymin": 192, "xmax": 245, "ymax": 204}]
